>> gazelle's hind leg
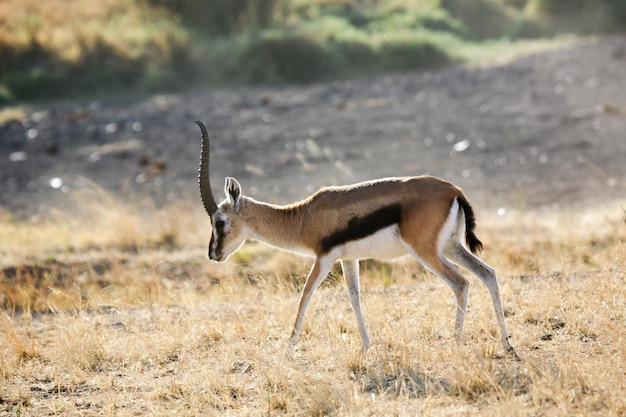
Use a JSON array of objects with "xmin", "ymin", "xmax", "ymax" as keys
[
  {"xmin": 401, "ymin": 198, "xmax": 471, "ymax": 344},
  {"xmin": 340, "ymin": 260, "xmax": 371, "ymax": 354},
  {"xmin": 445, "ymin": 242, "xmax": 514, "ymax": 353},
  {"xmin": 416, "ymin": 254, "xmax": 470, "ymax": 343}
]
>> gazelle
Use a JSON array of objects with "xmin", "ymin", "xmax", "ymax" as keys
[{"xmin": 194, "ymin": 121, "xmax": 515, "ymax": 356}]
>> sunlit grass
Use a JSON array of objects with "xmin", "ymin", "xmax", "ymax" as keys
[
  {"xmin": 1, "ymin": 190, "xmax": 624, "ymax": 414},
  {"xmin": 0, "ymin": 0, "xmax": 185, "ymax": 62},
  {"xmin": 0, "ymin": 0, "xmax": 189, "ymax": 102}
]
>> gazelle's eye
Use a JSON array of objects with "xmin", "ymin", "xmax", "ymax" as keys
[{"xmin": 215, "ymin": 220, "xmax": 225, "ymax": 230}]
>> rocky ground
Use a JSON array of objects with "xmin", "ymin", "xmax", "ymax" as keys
[{"xmin": 1, "ymin": 36, "xmax": 625, "ymax": 217}]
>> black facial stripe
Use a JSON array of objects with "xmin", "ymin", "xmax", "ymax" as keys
[
  {"xmin": 320, "ymin": 204, "xmax": 402, "ymax": 254},
  {"xmin": 210, "ymin": 231, "xmax": 224, "ymax": 257}
]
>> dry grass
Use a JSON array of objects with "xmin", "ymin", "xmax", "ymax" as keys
[
  {"xmin": 1, "ymin": 195, "xmax": 625, "ymax": 416},
  {"xmin": 0, "ymin": 0, "xmax": 189, "ymax": 101},
  {"xmin": 0, "ymin": 0, "xmax": 184, "ymax": 63}
]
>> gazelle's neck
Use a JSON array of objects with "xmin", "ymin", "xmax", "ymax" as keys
[{"xmin": 241, "ymin": 197, "xmax": 311, "ymax": 255}]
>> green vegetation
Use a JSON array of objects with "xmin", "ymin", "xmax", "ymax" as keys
[{"xmin": 1, "ymin": 0, "xmax": 625, "ymax": 104}]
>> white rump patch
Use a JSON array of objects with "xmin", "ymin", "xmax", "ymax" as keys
[{"xmin": 437, "ymin": 198, "xmax": 460, "ymax": 254}]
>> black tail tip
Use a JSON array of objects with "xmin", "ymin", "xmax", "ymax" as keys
[{"xmin": 467, "ymin": 232, "xmax": 483, "ymax": 254}]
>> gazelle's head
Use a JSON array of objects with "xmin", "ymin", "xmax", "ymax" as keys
[{"xmin": 195, "ymin": 121, "xmax": 248, "ymax": 262}]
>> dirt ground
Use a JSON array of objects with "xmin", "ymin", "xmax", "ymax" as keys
[{"xmin": 1, "ymin": 36, "xmax": 625, "ymax": 217}]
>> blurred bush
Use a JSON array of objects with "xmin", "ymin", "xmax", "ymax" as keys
[
  {"xmin": 525, "ymin": 0, "xmax": 626, "ymax": 33},
  {"xmin": 441, "ymin": 0, "xmax": 517, "ymax": 39},
  {"xmin": 1, "ymin": 0, "xmax": 625, "ymax": 104},
  {"xmin": 147, "ymin": 0, "xmax": 284, "ymax": 34},
  {"xmin": 230, "ymin": 29, "xmax": 451, "ymax": 84},
  {"xmin": 527, "ymin": 0, "xmax": 625, "ymax": 16},
  {"xmin": 240, "ymin": 32, "xmax": 337, "ymax": 83}
]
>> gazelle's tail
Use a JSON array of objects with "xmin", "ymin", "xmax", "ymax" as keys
[{"xmin": 457, "ymin": 194, "xmax": 483, "ymax": 254}]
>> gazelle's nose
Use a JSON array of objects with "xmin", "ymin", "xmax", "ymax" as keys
[{"xmin": 208, "ymin": 247, "xmax": 223, "ymax": 262}]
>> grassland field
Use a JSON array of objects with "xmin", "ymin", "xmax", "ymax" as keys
[
  {"xmin": 1, "ymin": 0, "xmax": 626, "ymax": 416},
  {"xmin": 0, "ymin": 194, "xmax": 624, "ymax": 416}
]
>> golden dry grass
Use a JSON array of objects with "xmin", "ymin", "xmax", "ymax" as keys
[
  {"xmin": 0, "ymin": 0, "xmax": 184, "ymax": 63},
  {"xmin": 1, "ymin": 194, "xmax": 625, "ymax": 416}
]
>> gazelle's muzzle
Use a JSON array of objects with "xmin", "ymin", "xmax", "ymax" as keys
[
  {"xmin": 207, "ymin": 249, "xmax": 220, "ymax": 262},
  {"xmin": 208, "ymin": 234, "xmax": 223, "ymax": 262}
]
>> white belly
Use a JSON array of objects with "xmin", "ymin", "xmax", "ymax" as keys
[{"xmin": 339, "ymin": 225, "xmax": 408, "ymax": 261}]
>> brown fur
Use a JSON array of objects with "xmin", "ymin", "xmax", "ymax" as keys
[
  {"xmin": 299, "ymin": 176, "xmax": 461, "ymax": 253},
  {"xmin": 222, "ymin": 176, "xmax": 468, "ymax": 254}
]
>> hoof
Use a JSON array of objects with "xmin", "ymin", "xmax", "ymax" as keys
[{"xmin": 507, "ymin": 346, "xmax": 521, "ymax": 361}]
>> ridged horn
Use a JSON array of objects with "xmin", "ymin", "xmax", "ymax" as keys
[{"xmin": 195, "ymin": 120, "xmax": 218, "ymax": 217}]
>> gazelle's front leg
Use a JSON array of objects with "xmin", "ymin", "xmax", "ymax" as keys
[
  {"xmin": 340, "ymin": 260, "xmax": 370, "ymax": 354},
  {"xmin": 288, "ymin": 254, "xmax": 336, "ymax": 355}
]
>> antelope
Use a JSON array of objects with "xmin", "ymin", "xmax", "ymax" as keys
[{"xmin": 194, "ymin": 121, "xmax": 515, "ymax": 356}]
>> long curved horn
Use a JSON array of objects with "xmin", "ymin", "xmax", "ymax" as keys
[{"xmin": 195, "ymin": 120, "xmax": 218, "ymax": 217}]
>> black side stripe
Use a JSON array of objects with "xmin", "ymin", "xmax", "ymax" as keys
[{"xmin": 320, "ymin": 204, "xmax": 402, "ymax": 254}]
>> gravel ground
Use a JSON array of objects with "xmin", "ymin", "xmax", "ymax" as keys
[{"xmin": 1, "ymin": 36, "xmax": 625, "ymax": 217}]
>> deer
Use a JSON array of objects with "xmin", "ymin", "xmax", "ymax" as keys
[{"xmin": 194, "ymin": 120, "xmax": 515, "ymax": 357}]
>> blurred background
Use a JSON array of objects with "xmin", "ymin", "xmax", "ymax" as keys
[
  {"xmin": 1, "ymin": 0, "xmax": 625, "ymax": 218},
  {"xmin": 1, "ymin": 0, "xmax": 625, "ymax": 104}
]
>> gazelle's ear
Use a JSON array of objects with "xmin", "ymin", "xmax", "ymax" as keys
[{"xmin": 225, "ymin": 177, "xmax": 241, "ymax": 209}]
